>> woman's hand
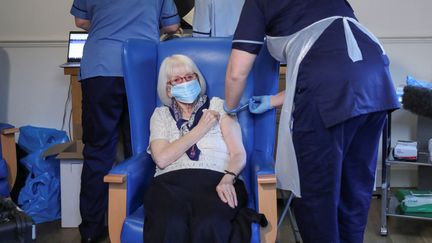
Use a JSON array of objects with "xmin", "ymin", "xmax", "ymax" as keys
[
  {"xmin": 216, "ymin": 174, "xmax": 237, "ymax": 208},
  {"xmin": 196, "ymin": 109, "xmax": 220, "ymax": 133},
  {"xmin": 149, "ymin": 109, "xmax": 219, "ymax": 169}
]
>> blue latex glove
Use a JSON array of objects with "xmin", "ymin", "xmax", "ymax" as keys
[{"xmin": 249, "ymin": 95, "xmax": 272, "ymax": 114}]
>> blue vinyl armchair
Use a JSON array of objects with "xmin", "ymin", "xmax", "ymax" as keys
[{"xmin": 104, "ymin": 37, "xmax": 279, "ymax": 243}]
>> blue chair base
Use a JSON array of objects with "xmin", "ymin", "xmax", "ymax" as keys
[{"xmin": 121, "ymin": 206, "xmax": 144, "ymax": 243}]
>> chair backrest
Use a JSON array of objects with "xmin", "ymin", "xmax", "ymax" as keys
[{"xmin": 122, "ymin": 37, "xmax": 279, "ymax": 205}]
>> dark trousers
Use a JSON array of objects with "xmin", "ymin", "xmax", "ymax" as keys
[
  {"xmin": 79, "ymin": 76, "xmax": 132, "ymax": 238},
  {"xmin": 144, "ymin": 169, "xmax": 248, "ymax": 243},
  {"xmin": 292, "ymin": 110, "xmax": 386, "ymax": 243}
]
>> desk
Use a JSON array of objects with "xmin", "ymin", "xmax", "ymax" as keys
[
  {"xmin": 63, "ymin": 67, "xmax": 82, "ymax": 141},
  {"xmin": 61, "ymin": 67, "xmax": 84, "ymax": 228}
]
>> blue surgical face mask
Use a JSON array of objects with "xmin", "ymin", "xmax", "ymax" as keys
[{"xmin": 170, "ymin": 79, "xmax": 201, "ymax": 104}]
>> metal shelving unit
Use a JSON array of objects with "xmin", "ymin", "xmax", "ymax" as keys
[{"xmin": 380, "ymin": 112, "xmax": 432, "ymax": 236}]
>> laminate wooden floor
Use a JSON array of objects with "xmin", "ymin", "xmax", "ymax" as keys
[{"xmin": 36, "ymin": 198, "xmax": 432, "ymax": 243}]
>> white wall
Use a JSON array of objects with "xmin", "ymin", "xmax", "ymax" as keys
[
  {"xmin": 351, "ymin": 0, "xmax": 432, "ymax": 38},
  {"xmin": 0, "ymin": 44, "xmax": 71, "ymax": 129},
  {"xmin": 0, "ymin": 0, "xmax": 431, "ymax": 185},
  {"xmin": 0, "ymin": 0, "xmax": 77, "ymax": 41},
  {"xmin": 0, "ymin": 0, "xmax": 79, "ymax": 130}
]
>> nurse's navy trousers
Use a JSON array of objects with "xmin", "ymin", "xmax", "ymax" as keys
[
  {"xmin": 79, "ymin": 76, "xmax": 132, "ymax": 238},
  {"xmin": 292, "ymin": 108, "xmax": 386, "ymax": 243}
]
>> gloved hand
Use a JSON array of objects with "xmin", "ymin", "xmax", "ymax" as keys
[{"xmin": 249, "ymin": 95, "xmax": 272, "ymax": 114}]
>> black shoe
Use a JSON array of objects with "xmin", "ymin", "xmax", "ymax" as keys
[
  {"xmin": 81, "ymin": 232, "xmax": 106, "ymax": 243},
  {"xmin": 81, "ymin": 237, "xmax": 99, "ymax": 243}
]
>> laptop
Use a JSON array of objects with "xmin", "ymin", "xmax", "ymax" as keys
[{"xmin": 60, "ymin": 31, "xmax": 88, "ymax": 68}]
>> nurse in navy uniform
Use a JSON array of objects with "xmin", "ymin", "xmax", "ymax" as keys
[{"xmin": 223, "ymin": 1, "xmax": 400, "ymax": 242}]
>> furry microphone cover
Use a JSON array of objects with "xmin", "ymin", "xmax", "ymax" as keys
[{"xmin": 402, "ymin": 85, "xmax": 432, "ymax": 119}]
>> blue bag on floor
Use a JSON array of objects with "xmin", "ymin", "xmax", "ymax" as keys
[
  {"xmin": 406, "ymin": 75, "xmax": 432, "ymax": 89},
  {"xmin": 18, "ymin": 172, "xmax": 61, "ymax": 223},
  {"xmin": 17, "ymin": 126, "xmax": 69, "ymax": 223},
  {"xmin": 18, "ymin": 126, "xmax": 69, "ymax": 155}
]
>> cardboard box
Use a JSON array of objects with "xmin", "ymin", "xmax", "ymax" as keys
[
  {"xmin": 43, "ymin": 140, "xmax": 84, "ymax": 160},
  {"xmin": 394, "ymin": 140, "xmax": 418, "ymax": 161},
  {"xmin": 43, "ymin": 140, "xmax": 84, "ymax": 228},
  {"xmin": 59, "ymin": 158, "xmax": 83, "ymax": 228}
]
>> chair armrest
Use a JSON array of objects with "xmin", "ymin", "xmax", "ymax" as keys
[
  {"xmin": 104, "ymin": 174, "xmax": 127, "ymax": 243},
  {"xmin": 104, "ymin": 152, "xmax": 155, "ymax": 243},
  {"xmin": 108, "ymin": 152, "xmax": 155, "ymax": 214},
  {"xmin": 257, "ymin": 174, "xmax": 277, "ymax": 243},
  {"xmin": 1, "ymin": 127, "xmax": 19, "ymax": 135},
  {"xmin": 250, "ymin": 151, "xmax": 277, "ymax": 243},
  {"xmin": 1, "ymin": 127, "xmax": 19, "ymax": 189}
]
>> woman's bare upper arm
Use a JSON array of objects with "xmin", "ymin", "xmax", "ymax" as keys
[
  {"xmin": 220, "ymin": 115, "xmax": 245, "ymax": 156},
  {"xmin": 149, "ymin": 139, "xmax": 169, "ymax": 155}
]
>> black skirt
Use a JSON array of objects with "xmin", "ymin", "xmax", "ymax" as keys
[{"xmin": 143, "ymin": 169, "xmax": 250, "ymax": 243}]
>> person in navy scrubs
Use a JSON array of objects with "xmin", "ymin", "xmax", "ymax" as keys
[
  {"xmin": 70, "ymin": 1, "xmax": 180, "ymax": 242},
  {"xmin": 224, "ymin": 0, "xmax": 400, "ymax": 242}
]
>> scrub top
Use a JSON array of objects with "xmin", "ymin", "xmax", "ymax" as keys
[
  {"xmin": 71, "ymin": 0, "xmax": 180, "ymax": 80},
  {"xmin": 232, "ymin": 0, "xmax": 400, "ymax": 128},
  {"xmin": 232, "ymin": 0, "xmax": 400, "ymax": 194}
]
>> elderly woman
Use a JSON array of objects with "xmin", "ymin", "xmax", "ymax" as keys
[{"xmin": 144, "ymin": 54, "xmax": 257, "ymax": 243}]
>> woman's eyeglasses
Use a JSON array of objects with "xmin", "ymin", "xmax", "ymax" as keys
[{"xmin": 168, "ymin": 73, "xmax": 197, "ymax": 85}]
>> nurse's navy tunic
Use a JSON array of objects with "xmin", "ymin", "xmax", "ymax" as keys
[{"xmin": 232, "ymin": 0, "xmax": 400, "ymax": 196}]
